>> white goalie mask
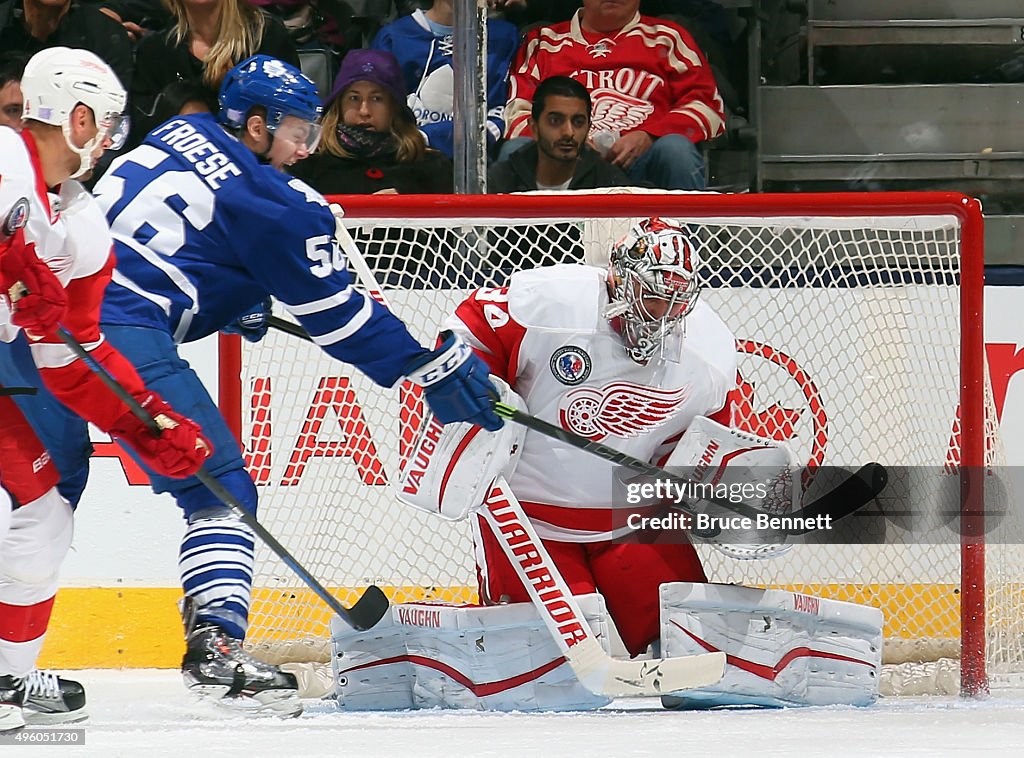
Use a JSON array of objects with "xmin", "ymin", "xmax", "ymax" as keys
[
  {"xmin": 21, "ymin": 47, "xmax": 128, "ymax": 179},
  {"xmin": 606, "ymin": 217, "xmax": 701, "ymax": 364}
]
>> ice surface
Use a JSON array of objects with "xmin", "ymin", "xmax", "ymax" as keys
[{"xmin": 8, "ymin": 670, "xmax": 1024, "ymax": 758}]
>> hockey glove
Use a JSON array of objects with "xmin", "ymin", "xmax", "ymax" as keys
[
  {"xmin": 0, "ymin": 231, "xmax": 68, "ymax": 339},
  {"xmin": 221, "ymin": 297, "xmax": 272, "ymax": 343},
  {"xmin": 109, "ymin": 392, "xmax": 213, "ymax": 478},
  {"xmin": 404, "ymin": 331, "xmax": 503, "ymax": 432}
]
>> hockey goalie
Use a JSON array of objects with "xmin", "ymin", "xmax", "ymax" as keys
[{"xmin": 331, "ymin": 218, "xmax": 882, "ymax": 711}]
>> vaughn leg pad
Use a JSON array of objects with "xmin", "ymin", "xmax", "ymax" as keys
[
  {"xmin": 660, "ymin": 582, "xmax": 883, "ymax": 708},
  {"xmin": 330, "ymin": 594, "xmax": 612, "ymax": 712}
]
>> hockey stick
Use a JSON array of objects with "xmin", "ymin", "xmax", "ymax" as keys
[
  {"xmin": 53, "ymin": 325, "xmax": 389, "ymax": 631},
  {"xmin": 264, "ymin": 313, "xmax": 887, "ymax": 536},
  {"xmin": 479, "ymin": 477, "xmax": 725, "ymax": 697}
]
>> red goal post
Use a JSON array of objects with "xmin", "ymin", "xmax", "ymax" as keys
[{"xmin": 218, "ymin": 191, "xmax": 1013, "ymax": 697}]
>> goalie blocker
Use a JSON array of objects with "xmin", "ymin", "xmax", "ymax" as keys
[{"xmin": 397, "ymin": 377, "xmax": 526, "ymax": 520}]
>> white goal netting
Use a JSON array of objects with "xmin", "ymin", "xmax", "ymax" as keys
[{"xmin": 225, "ymin": 193, "xmax": 1022, "ymax": 695}]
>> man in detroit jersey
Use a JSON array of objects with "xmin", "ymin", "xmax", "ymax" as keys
[
  {"xmin": 0, "ymin": 47, "xmax": 210, "ymax": 727},
  {"xmin": 447, "ymin": 217, "xmax": 736, "ymax": 658},
  {"xmin": 91, "ymin": 55, "xmax": 502, "ymax": 716}
]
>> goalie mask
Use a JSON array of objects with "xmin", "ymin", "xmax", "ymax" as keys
[
  {"xmin": 21, "ymin": 47, "xmax": 128, "ymax": 179},
  {"xmin": 606, "ymin": 218, "xmax": 701, "ymax": 364}
]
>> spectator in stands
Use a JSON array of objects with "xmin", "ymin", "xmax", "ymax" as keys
[
  {"xmin": 501, "ymin": 0, "xmax": 725, "ymax": 190},
  {"xmin": 486, "ymin": 0, "xmax": 579, "ymax": 28},
  {"xmin": 489, "ymin": 76, "xmax": 635, "ymax": 193},
  {"xmin": 130, "ymin": 0, "xmax": 299, "ymax": 141},
  {"xmin": 94, "ymin": 0, "xmax": 173, "ymax": 42},
  {"xmin": 0, "ymin": 0, "xmax": 133, "ymax": 91},
  {"xmin": 370, "ymin": 0, "xmax": 519, "ymax": 161},
  {"xmin": 149, "ymin": 79, "xmax": 218, "ymax": 128},
  {"xmin": 248, "ymin": 0, "xmax": 347, "ymax": 54},
  {"xmin": 290, "ymin": 49, "xmax": 454, "ymax": 194},
  {"xmin": 0, "ymin": 52, "xmax": 28, "ymax": 130}
]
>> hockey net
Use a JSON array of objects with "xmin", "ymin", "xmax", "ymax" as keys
[{"xmin": 221, "ymin": 192, "xmax": 1021, "ymax": 696}]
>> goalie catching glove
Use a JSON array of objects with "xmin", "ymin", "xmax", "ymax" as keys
[
  {"xmin": 661, "ymin": 415, "xmax": 797, "ymax": 560},
  {"xmin": 403, "ymin": 330, "xmax": 503, "ymax": 432},
  {"xmin": 0, "ymin": 230, "xmax": 68, "ymax": 339},
  {"xmin": 109, "ymin": 393, "xmax": 212, "ymax": 478}
]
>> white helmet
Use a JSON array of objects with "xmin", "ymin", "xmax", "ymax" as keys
[
  {"xmin": 606, "ymin": 217, "xmax": 701, "ymax": 363},
  {"xmin": 21, "ymin": 47, "xmax": 128, "ymax": 178}
]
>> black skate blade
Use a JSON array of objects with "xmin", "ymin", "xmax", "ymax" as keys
[{"xmin": 345, "ymin": 585, "xmax": 390, "ymax": 630}]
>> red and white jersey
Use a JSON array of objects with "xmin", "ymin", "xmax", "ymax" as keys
[
  {"xmin": 0, "ymin": 396, "xmax": 59, "ymax": 507},
  {"xmin": 0, "ymin": 126, "xmax": 146, "ymax": 430},
  {"xmin": 448, "ymin": 265, "xmax": 737, "ymax": 542},
  {"xmin": 505, "ymin": 11, "xmax": 725, "ymax": 144}
]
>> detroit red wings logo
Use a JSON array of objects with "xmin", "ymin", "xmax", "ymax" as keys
[
  {"xmin": 590, "ymin": 92, "xmax": 654, "ymax": 134},
  {"xmin": 558, "ymin": 382, "xmax": 689, "ymax": 441}
]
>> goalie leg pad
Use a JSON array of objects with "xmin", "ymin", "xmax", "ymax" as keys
[
  {"xmin": 659, "ymin": 582, "xmax": 882, "ymax": 708},
  {"xmin": 330, "ymin": 595, "xmax": 613, "ymax": 712}
]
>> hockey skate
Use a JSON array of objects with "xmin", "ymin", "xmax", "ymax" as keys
[
  {"xmin": 23, "ymin": 670, "xmax": 87, "ymax": 725},
  {"xmin": 182, "ymin": 623, "xmax": 302, "ymax": 717},
  {"xmin": 0, "ymin": 675, "xmax": 25, "ymax": 733}
]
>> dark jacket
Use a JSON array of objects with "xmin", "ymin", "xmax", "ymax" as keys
[
  {"xmin": 130, "ymin": 11, "xmax": 298, "ymax": 142},
  {"xmin": 0, "ymin": 0, "xmax": 133, "ymax": 90},
  {"xmin": 290, "ymin": 148, "xmax": 454, "ymax": 195},
  {"xmin": 487, "ymin": 142, "xmax": 636, "ymax": 193}
]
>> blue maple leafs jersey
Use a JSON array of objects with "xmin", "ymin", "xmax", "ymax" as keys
[{"xmin": 94, "ymin": 113, "xmax": 425, "ymax": 387}]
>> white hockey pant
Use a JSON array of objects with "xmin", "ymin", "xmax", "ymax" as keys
[{"xmin": 0, "ymin": 487, "xmax": 73, "ymax": 677}]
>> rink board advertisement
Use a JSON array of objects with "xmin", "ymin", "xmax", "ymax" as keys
[{"xmin": 39, "ymin": 286, "xmax": 1024, "ymax": 668}]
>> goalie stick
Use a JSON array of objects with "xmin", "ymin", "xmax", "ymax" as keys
[
  {"xmin": 264, "ymin": 310, "xmax": 887, "ymax": 536},
  {"xmin": 54, "ymin": 325, "xmax": 390, "ymax": 632},
  {"xmin": 481, "ymin": 477, "xmax": 725, "ymax": 697}
]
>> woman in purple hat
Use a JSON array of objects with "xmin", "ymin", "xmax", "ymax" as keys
[{"xmin": 290, "ymin": 48, "xmax": 454, "ymax": 195}]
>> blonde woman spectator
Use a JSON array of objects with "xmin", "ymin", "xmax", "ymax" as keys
[
  {"xmin": 290, "ymin": 49, "xmax": 454, "ymax": 195},
  {"xmin": 131, "ymin": 0, "xmax": 299, "ymax": 140}
]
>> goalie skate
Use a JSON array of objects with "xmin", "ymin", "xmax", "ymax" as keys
[
  {"xmin": 23, "ymin": 670, "xmax": 87, "ymax": 724},
  {"xmin": 182, "ymin": 624, "xmax": 302, "ymax": 717}
]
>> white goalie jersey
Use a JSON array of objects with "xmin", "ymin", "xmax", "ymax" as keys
[{"xmin": 446, "ymin": 264, "xmax": 738, "ymax": 541}]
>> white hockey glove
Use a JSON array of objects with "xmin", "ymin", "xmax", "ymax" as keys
[
  {"xmin": 397, "ymin": 377, "xmax": 527, "ymax": 520},
  {"xmin": 664, "ymin": 415, "xmax": 797, "ymax": 560}
]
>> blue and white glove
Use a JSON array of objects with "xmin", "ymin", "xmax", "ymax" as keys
[
  {"xmin": 404, "ymin": 331, "xmax": 503, "ymax": 432},
  {"xmin": 222, "ymin": 297, "xmax": 272, "ymax": 343}
]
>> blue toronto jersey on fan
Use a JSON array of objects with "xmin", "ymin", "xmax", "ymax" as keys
[
  {"xmin": 93, "ymin": 112, "xmax": 424, "ymax": 387},
  {"xmin": 370, "ymin": 10, "xmax": 519, "ymax": 158}
]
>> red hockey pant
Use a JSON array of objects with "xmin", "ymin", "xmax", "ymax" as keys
[{"xmin": 475, "ymin": 517, "xmax": 706, "ymax": 656}]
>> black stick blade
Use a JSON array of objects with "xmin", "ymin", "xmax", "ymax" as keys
[
  {"xmin": 789, "ymin": 462, "xmax": 889, "ymax": 533},
  {"xmin": 346, "ymin": 585, "xmax": 390, "ymax": 630}
]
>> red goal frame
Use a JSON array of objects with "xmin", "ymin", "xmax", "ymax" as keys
[{"xmin": 218, "ymin": 191, "xmax": 988, "ymax": 695}]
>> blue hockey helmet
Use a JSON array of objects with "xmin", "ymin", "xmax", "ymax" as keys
[{"xmin": 218, "ymin": 55, "xmax": 323, "ymax": 142}]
